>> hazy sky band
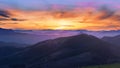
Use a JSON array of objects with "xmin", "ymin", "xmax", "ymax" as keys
[{"xmin": 0, "ymin": 0, "xmax": 120, "ymax": 10}]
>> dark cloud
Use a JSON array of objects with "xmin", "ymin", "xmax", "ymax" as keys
[
  {"xmin": 0, "ymin": 10, "xmax": 10, "ymax": 18},
  {"xmin": 97, "ymin": 6, "xmax": 115, "ymax": 20},
  {"xmin": 0, "ymin": 18, "xmax": 25, "ymax": 21},
  {"xmin": 11, "ymin": 18, "xmax": 26, "ymax": 21},
  {"xmin": 0, "ymin": 9, "xmax": 26, "ymax": 21}
]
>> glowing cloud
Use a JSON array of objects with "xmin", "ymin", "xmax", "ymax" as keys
[{"xmin": 0, "ymin": 6, "xmax": 119, "ymax": 31}]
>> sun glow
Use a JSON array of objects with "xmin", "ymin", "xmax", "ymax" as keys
[
  {"xmin": 54, "ymin": 20, "xmax": 73, "ymax": 30},
  {"xmin": 1, "ymin": 7, "xmax": 120, "ymax": 31}
]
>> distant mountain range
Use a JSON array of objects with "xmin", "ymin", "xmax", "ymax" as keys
[
  {"xmin": 0, "ymin": 28, "xmax": 120, "ymax": 44},
  {"xmin": 102, "ymin": 35, "xmax": 120, "ymax": 46},
  {"xmin": 1, "ymin": 34, "xmax": 120, "ymax": 68},
  {"xmin": 0, "ymin": 28, "xmax": 48, "ymax": 44},
  {"xmin": 0, "ymin": 28, "xmax": 15, "ymax": 34}
]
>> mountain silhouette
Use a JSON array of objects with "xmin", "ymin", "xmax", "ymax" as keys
[
  {"xmin": 0, "ymin": 28, "xmax": 43, "ymax": 44},
  {"xmin": 0, "ymin": 28, "xmax": 16, "ymax": 34},
  {"xmin": 0, "ymin": 41, "xmax": 24, "ymax": 59},
  {"xmin": 102, "ymin": 35, "xmax": 120, "ymax": 46},
  {"xmin": 0, "ymin": 34, "xmax": 120, "ymax": 68}
]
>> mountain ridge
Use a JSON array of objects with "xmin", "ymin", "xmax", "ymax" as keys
[
  {"xmin": 102, "ymin": 35, "xmax": 120, "ymax": 46},
  {"xmin": 1, "ymin": 34, "xmax": 120, "ymax": 68}
]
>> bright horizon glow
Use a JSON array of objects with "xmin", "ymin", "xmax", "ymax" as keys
[{"xmin": 0, "ymin": 0, "xmax": 120, "ymax": 31}]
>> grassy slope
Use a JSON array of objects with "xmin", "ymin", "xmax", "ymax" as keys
[{"xmin": 82, "ymin": 63, "xmax": 120, "ymax": 68}]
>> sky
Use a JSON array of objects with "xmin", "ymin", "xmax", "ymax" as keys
[
  {"xmin": 0, "ymin": 0, "xmax": 120, "ymax": 30},
  {"xmin": 0, "ymin": 0, "xmax": 120, "ymax": 10}
]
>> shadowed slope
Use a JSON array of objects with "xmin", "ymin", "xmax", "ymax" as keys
[{"xmin": 1, "ymin": 34, "xmax": 120, "ymax": 68}]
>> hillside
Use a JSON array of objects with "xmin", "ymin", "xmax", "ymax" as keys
[
  {"xmin": 82, "ymin": 63, "xmax": 120, "ymax": 68},
  {"xmin": 102, "ymin": 35, "xmax": 120, "ymax": 46},
  {"xmin": 0, "ymin": 34, "xmax": 120, "ymax": 68},
  {"xmin": 0, "ymin": 41, "xmax": 24, "ymax": 59}
]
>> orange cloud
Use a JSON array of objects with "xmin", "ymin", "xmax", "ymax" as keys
[{"xmin": 0, "ymin": 7, "xmax": 120, "ymax": 31}]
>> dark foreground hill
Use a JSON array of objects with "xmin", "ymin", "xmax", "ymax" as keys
[
  {"xmin": 0, "ymin": 41, "xmax": 24, "ymax": 59},
  {"xmin": 0, "ymin": 34, "xmax": 120, "ymax": 68}
]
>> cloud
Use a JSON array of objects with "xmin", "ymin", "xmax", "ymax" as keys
[
  {"xmin": 110, "ymin": 15, "xmax": 120, "ymax": 21},
  {"xmin": 0, "ymin": 18, "xmax": 9, "ymax": 21},
  {"xmin": 0, "ymin": 9, "xmax": 26, "ymax": 21},
  {"xmin": 11, "ymin": 18, "xmax": 25, "ymax": 21},
  {"xmin": 97, "ymin": 6, "xmax": 115, "ymax": 20},
  {"xmin": 0, "ymin": 10, "xmax": 10, "ymax": 18},
  {"xmin": 0, "ymin": 22, "xmax": 6, "ymax": 25},
  {"xmin": 0, "ymin": 18, "xmax": 25, "ymax": 21},
  {"xmin": 0, "ymin": 5, "xmax": 120, "ymax": 30},
  {"xmin": 0, "ymin": 21, "xmax": 19, "ymax": 25}
]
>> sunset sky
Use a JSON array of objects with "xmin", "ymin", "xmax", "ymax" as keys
[{"xmin": 0, "ymin": 0, "xmax": 120, "ymax": 31}]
